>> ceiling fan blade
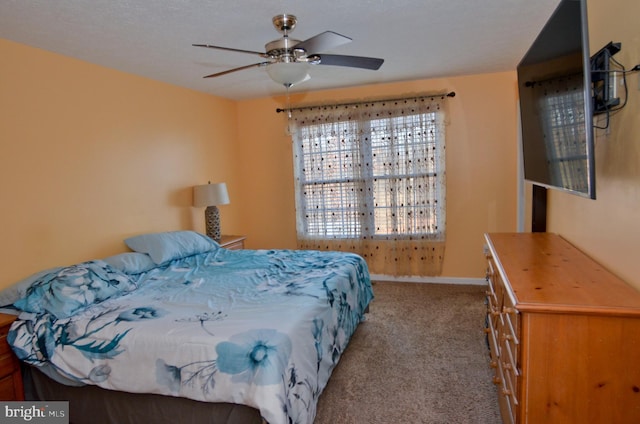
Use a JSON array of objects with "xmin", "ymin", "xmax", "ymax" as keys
[
  {"xmin": 295, "ymin": 31, "xmax": 352, "ymax": 54},
  {"xmin": 317, "ymin": 54, "xmax": 384, "ymax": 70},
  {"xmin": 203, "ymin": 62, "xmax": 270, "ymax": 78},
  {"xmin": 193, "ymin": 44, "xmax": 268, "ymax": 58}
]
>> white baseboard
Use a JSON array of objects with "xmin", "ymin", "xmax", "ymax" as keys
[{"xmin": 370, "ymin": 274, "xmax": 487, "ymax": 286}]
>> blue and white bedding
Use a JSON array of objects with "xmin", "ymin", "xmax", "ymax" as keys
[{"xmin": 6, "ymin": 232, "xmax": 373, "ymax": 424}]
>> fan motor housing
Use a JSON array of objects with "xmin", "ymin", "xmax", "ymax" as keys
[{"xmin": 265, "ymin": 38, "xmax": 303, "ymax": 59}]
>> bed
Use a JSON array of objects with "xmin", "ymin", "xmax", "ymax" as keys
[{"xmin": 2, "ymin": 231, "xmax": 373, "ymax": 424}]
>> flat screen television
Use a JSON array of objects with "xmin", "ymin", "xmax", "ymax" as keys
[{"xmin": 517, "ymin": 0, "xmax": 596, "ymax": 199}]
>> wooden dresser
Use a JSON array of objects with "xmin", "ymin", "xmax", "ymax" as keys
[
  {"xmin": 484, "ymin": 232, "xmax": 640, "ymax": 424},
  {"xmin": 0, "ymin": 313, "xmax": 24, "ymax": 400}
]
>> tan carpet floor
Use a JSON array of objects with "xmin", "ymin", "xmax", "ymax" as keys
[{"xmin": 314, "ymin": 281, "xmax": 502, "ymax": 424}]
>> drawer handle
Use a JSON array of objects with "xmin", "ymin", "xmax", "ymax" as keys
[
  {"xmin": 489, "ymin": 360, "xmax": 498, "ymax": 369},
  {"xmin": 503, "ymin": 307, "xmax": 516, "ymax": 314},
  {"xmin": 493, "ymin": 376, "xmax": 501, "ymax": 385}
]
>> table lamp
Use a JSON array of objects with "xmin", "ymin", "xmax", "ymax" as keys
[{"xmin": 193, "ymin": 182, "xmax": 230, "ymax": 241}]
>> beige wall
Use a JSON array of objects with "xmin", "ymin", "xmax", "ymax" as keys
[
  {"xmin": 544, "ymin": 0, "xmax": 640, "ymax": 289},
  {"xmin": 0, "ymin": 40, "xmax": 522, "ymax": 287},
  {"xmin": 236, "ymin": 72, "xmax": 520, "ymax": 277},
  {"xmin": 0, "ymin": 39, "xmax": 242, "ymax": 288}
]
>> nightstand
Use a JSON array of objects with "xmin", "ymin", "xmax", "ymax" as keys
[
  {"xmin": 218, "ymin": 235, "xmax": 246, "ymax": 250},
  {"xmin": 0, "ymin": 313, "xmax": 24, "ymax": 400}
]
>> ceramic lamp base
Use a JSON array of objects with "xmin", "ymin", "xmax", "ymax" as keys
[{"xmin": 204, "ymin": 205, "xmax": 221, "ymax": 241}]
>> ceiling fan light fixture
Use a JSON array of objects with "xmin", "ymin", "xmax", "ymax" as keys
[
  {"xmin": 266, "ymin": 61, "xmax": 310, "ymax": 87},
  {"xmin": 194, "ymin": 13, "xmax": 383, "ymax": 87}
]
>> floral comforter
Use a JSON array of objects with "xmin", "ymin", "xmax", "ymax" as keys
[{"xmin": 8, "ymin": 248, "xmax": 373, "ymax": 424}]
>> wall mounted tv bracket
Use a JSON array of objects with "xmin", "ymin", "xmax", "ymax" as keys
[{"xmin": 591, "ymin": 41, "xmax": 621, "ymax": 115}]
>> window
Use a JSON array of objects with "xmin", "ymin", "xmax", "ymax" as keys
[{"xmin": 291, "ymin": 96, "xmax": 446, "ymax": 242}]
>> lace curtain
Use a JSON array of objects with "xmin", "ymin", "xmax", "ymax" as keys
[{"xmin": 289, "ymin": 94, "xmax": 449, "ymax": 276}]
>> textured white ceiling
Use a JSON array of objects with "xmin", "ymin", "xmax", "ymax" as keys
[{"xmin": 0, "ymin": 0, "xmax": 561, "ymax": 100}]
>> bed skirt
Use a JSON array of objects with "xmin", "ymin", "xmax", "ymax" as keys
[{"xmin": 23, "ymin": 365, "xmax": 264, "ymax": 424}]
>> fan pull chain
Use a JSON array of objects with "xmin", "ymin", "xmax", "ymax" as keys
[
  {"xmin": 285, "ymin": 83, "xmax": 292, "ymax": 119},
  {"xmin": 284, "ymin": 83, "xmax": 292, "ymax": 135}
]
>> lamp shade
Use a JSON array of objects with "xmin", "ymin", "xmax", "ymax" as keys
[
  {"xmin": 266, "ymin": 62, "xmax": 310, "ymax": 87},
  {"xmin": 193, "ymin": 182, "xmax": 230, "ymax": 207}
]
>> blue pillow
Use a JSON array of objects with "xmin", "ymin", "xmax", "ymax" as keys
[
  {"xmin": 103, "ymin": 252, "xmax": 157, "ymax": 274},
  {"xmin": 13, "ymin": 260, "xmax": 137, "ymax": 319},
  {"xmin": 124, "ymin": 231, "xmax": 219, "ymax": 265},
  {"xmin": 0, "ymin": 267, "xmax": 63, "ymax": 307}
]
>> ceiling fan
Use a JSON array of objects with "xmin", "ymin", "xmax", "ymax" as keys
[{"xmin": 193, "ymin": 14, "xmax": 384, "ymax": 87}]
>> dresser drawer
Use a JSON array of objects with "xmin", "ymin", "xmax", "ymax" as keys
[
  {"xmin": 485, "ymin": 316, "xmax": 500, "ymax": 361},
  {"xmin": 499, "ymin": 329, "xmax": 519, "ymax": 419},
  {"xmin": 495, "ymin": 359, "xmax": 515, "ymax": 424},
  {"xmin": 500, "ymin": 304, "xmax": 519, "ymax": 369},
  {"xmin": 485, "ymin": 256, "xmax": 501, "ymax": 370}
]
